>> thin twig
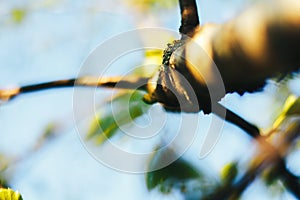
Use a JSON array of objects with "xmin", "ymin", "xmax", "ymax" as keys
[
  {"xmin": 226, "ymin": 126, "xmax": 300, "ymax": 199},
  {"xmin": 178, "ymin": 0, "xmax": 200, "ymax": 36},
  {"xmin": 278, "ymin": 159, "xmax": 300, "ymax": 199},
  {"xmin": 210, "ymin": 104, "xmax": 300, "ymax": 199},
  {"xmin": 213, "ymin": 103, "xmax": 260, "ymax": 138},
  {"xmin": 0, "ymin": 76, "xmax": 149, "ymax": 101},
  {"xmin": 203, "ymin": 164, "xmax": 260, "ymax": 200}
]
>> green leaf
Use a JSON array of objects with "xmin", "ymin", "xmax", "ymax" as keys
[
  {"xmin": 87, "ymin": 91, "xmax": 150, "ymax": 145},
  {"xmin": 220, "ymin": 162, "xmax": 238, "ymax": 184},
  {"xmin": 262, "ymin": 168, "xmax": 285, "ymax": 197},
  {"xmin": 133, "ymin": 49, "xmax": 162, "ymax": 77},
  {"xmin": 146, "ymin": 149, "xmax": 202, "ymax": 193},
  {"xmin": 86, "ymin": 46, "xmax": 164, "ymax": 145},
  {"xmin": 11, "ymin": 9, "xmax": 26, "ymax": 24},
  {"xmin": 87, "ymin": 113, "xmax": 119, "ymax": 145},
  {"xmin": 273, "ymin": 95, "xmax": 300, "ymax": 129},
  {"xmin": 262, "ymin": 167, "xmax": 278, "ymax": 186},
  {"xmin": 285, "ymin": 97, "xmax": 300, "ymax": 116},
  {"xmin": 0, "ymin": 188, "xmax": 23, "ymax": 200}
]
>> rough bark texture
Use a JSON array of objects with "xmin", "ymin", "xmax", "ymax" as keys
[{"xmin": 150, "ymin": 0, "xmax": 300, "ymax": 113}]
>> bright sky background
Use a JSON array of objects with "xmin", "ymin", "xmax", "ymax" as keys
[{"xmin": 0, "ymin": 0, "xmax": 299, "ymax": 199}]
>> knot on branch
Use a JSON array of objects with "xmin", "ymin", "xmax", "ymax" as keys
[{"xmin": 162, "ymin": 40, "xmax": 185, "ymax": 66}]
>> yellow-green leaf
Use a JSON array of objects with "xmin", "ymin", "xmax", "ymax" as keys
[
  {"xmin": 285, "ymin": 97, "xmax": 300, "ymax": 116},
  {"xmin": 125, "ymin": 0, "xmax": 177, "ymax": 11},
  {"xmin": 0, "ymin": 188, "xmax": 23, "ymax": 200},
  {"xmin": 273, "ymin": 95, "xmax": 300, "ymax": 129},
  {"xmin": 87, "ymin": 114, "xmax": 119, "ymax": 145},
  {"xmin": 133, "ymin": 49, "xmax": 162, "ymax": 77},
  {"xmin": 11, "ymin": 9, "xmax": 26, "ymax": 24},
  {"xmin": 220, "ymin": 162, "xmax": 238, "ymax": 184}
]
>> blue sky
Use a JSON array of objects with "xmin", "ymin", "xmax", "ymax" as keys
[{"xmin": 0, "ymin": 0, "xmax": 299, "ymax": 199}]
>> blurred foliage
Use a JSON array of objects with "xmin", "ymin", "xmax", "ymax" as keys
[
  {"xmin": 0, "ymin": 154, "xmax": 9, "ymax": 173},
  {"xmin": 268, "ymin": 181, "xmax": 285, "ymax": 198},
  {"xmin": 0, "ymin": 175, "xmax": 9, "ymax": 189},
  {"xmin": 0, "ymin": 154, "xmax": 10, "ymax": 188},
  {"xmin": 135, "ymin": 50, "xmax": 162, "ymax": 77},
  {"xmin": 141, "ymin": 91, "xmax": 300, "ymax": 198},
  {"xmin": 273, "ymin": 95, "xmax": 300, "ymax": 130},
  {"xmin": 146, "ymin": 158, "xmax": 201, "ymax": 193},
  {"xmin": 11, "ymin": 8, "xmax": 26, "ymax": 24},
  {"xmin": 262, "ymin": 94, "xmax": 300, "ymax": 197},
  {"xmin": 220, "ymin": 162, "xmax": 238, "ymax": 185},
  {"xmin": 297, "ymin": 139, "xmax": 300, "ymax": 149},
  {"xmin": 282, "ymin": 96, "xmax": 300, "ymax": 116},
  {"xmin": 87, "ymin": 91, "xmax": 150, "ymax": 145},
  {"xmin": 262, "ymin": 167, "xmax": 286, "ymax": 197},
  {"xmin": 146, "ymin": 149, "xmax": 217, "ymax": 198},
  {"xmin": 262, "ymin": 166, "xmax": 279, "ymax": 187},
  {"xmin": 0, "ymin": 188, "xmax": 23, "ymax": 200},
  {"xmin": 33, "ymin": 123, "xmax": 57, "ymax": 150},
  {"xmin": 123, "ymin": 0, "xmax": 177, "ymax": 11},
  {"xmin": 87, "ymin": 49, "xmax": 161, "ymax": 145}
]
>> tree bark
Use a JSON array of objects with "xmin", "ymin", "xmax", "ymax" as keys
[
  {"xmin": 184, "ymin": 0, "xmax": 300, "ymax": 96},
  {"xmin": 178, "ymin": 0, "xmax": 199, "ymax": 36},
  {"xmin": 151, "ymin": 0, "xmax": 300, "ymax": 113}
]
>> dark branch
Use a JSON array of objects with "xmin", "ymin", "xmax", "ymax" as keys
[
  {"xmin": 178, "ymin": 0, "xmax": 200, "ymax": 36},
  {"xmin": 0, "ymin": 76, "xmax": 149, "ymax": 101},
  {"xmin": 203, "ymin": 164, "xmax": 259, "ymax": 200},
  {"xmin": 213, "ymin": 103, "xmax": 260, "ymax": 138},
  {"xmin": 211, "ymin": 103, "xmax": 300, "ymax": 199},
  {"xmin": 278, "ymin": 159, "xmax": 300, "ymax": 199}
]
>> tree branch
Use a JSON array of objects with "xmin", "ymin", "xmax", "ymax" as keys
[
  {"xmin": 184, "ymin": 0, "xmax": 300, "ymax": 97},
  {"xmin": 178, "ymin": 0, "xmax": 200, "ymax": 36},
  {"xmin": 177, "ymin": 2, "xmax": 300, "ymax": 197},
  {"xmin": 213, "ymin": 103, "xmax": 260, "ymax": 138},
  {"xmin": 0, "ymin": 76, "xmax": 149, "ymax": 101},
  {"xmin": 278, "ymin": 159, "xmax": 300, "ymax": 199},
  {"xmin": 150, "ymin": 0, "xmax": 300, "ymax": 114},
  {"xmin": 204, "ymin": 115, "xmax": 300, "ymax": 199}
]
